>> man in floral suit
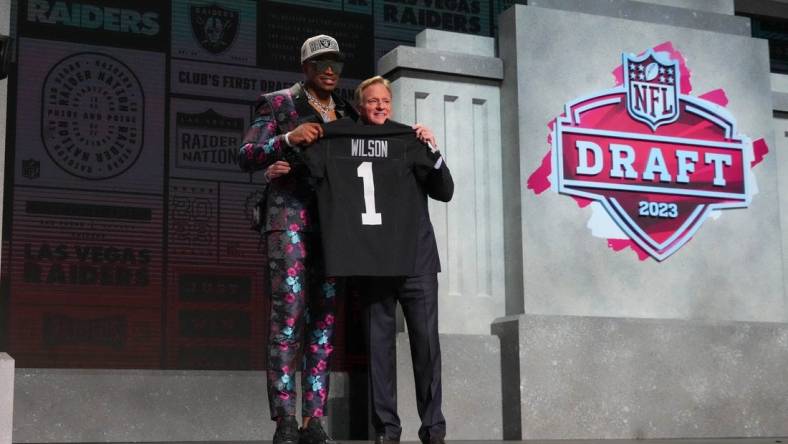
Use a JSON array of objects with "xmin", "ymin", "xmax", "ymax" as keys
[
  {"xmin": 238, "ymin": 34, "xmax": 355, "ymax": 444},
  {"xmin": 240, "ymin": 34, "xmax": 438, "ymax": 444}
]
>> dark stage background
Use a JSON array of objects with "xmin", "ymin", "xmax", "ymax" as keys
[
  {"xmin": 2, "ymin": 1, "xmax": 787, "ymax": 371},
  {"xmin": 0, "ymin": 0, "xmax": 508, "ymax": 370}
]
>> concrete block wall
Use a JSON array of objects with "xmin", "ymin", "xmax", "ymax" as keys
[
  {"xmin": 12, "ymin": 369, "xmax": 356, "ymax": 442},
  {"xmin": 492, "ymin": 314, "xmax": 788, "ymax": 440},
  {"xmin": 770, "ymin": 74, "xmax": 788, "ymax": 318},
  {"xmin": 636, "ymin": 0, "xmax": 735, "ymax": 14},
  {"xmin": 396, "ymin": 333, "xmax": 502, "ymax": 441},
  {"xmin": 0, "ymin": 354, "xmax": 13, "ymax": 444}
]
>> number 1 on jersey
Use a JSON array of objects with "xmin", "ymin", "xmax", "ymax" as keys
[{"xmin": 357, "ymin": 161, "xmax": 382, "ymax": 225}]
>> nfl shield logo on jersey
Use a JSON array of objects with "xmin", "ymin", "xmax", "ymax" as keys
[{"xmin": 623, "ymin": 49, "xmax": 680, "ymax": 131}]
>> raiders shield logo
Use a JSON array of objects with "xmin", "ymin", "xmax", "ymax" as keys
[{"xmin": 191, "ymin": 4, "xmax": 239, "ymax": 54}]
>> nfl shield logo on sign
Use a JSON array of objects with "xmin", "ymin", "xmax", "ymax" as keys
[
  {"xmin": 623, "ymin": 49, "xmax": 680, "ymax": 131},
  {"xmin": 544, "ymin": 45, "xmax": 757, "ymax": 261}
]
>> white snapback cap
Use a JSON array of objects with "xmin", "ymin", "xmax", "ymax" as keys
[{"xmin": 300, "ymin": 34, "xmax": 342, "ymax": 63}]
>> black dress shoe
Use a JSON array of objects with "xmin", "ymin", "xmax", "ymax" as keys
[
  {"xmin": 374, "ymin": 434, "xmax": 400, "ymax": 444},
  {"xmin": 273, "ymin": 416, "xmax": 300, "ymax": 444},
  {"xmin": 420, "ymin": 436, "xmax": 446, "ymax": 444},
  {"xmin": 300, "ymin": 419, "xmax": 334, "ymax": 444}
]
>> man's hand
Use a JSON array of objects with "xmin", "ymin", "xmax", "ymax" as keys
[
  {"xmin": 413, "ymin": 123, "xmax": 438, "ymax": 149},
  {"xmin": 264, "ymin": 161, "xmax": 291, "ymax": 181},
  {"xmin": 288, "ymin": 122, "xmax": 324, "ymax": 146}
]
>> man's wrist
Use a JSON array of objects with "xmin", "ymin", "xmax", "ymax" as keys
[{"xmin": 284, "ymin": 132, "xmax": 293, "ymax": 147}]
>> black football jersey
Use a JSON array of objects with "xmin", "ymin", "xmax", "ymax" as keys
[{"xmin": 304, "ymin": 118, "xmax": 443, "ymax": 276}]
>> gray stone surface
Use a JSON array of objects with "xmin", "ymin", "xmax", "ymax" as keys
[
  {"xmin": 492, "ymin": 314, "xmax": 788, "ymax": 440},
  {"xmin": 771, "ymin": 75, "xmax": 788, "ymax": 298},
  {"xmin": 528, "ymin": 0, "xmax": 749, "ymax": 35},
  {"xmin": 383, "ymin": 31, "xmax": 506, "ymax": 335},
  {"xmin": 498, "ymin": 8, "xmax": 525, "ymax": 317},
  {"xmin": 772, "ymin": 73, "xmax": 788, "ymax": 112},
  {"xmin": 12, "ymin": 369, "xmax": 352, "ymax": 443},
  {"xmin": 0, "ymin": 354, "xmax": 13, "ymax": 444},
  {"xmin": 414, "ymin": 29, "xmax": 495, "ymax": 57},
  {"xmin": 0, "ymin": 0, "xmax": 8, "ymax": 32},
  {"xmin": 378, "ymin": 46, "xmax": 503, "ymax": 81},
  {"xmin": 771, "ymin": 115, "xmax": 788, "ymax": 329},
  {"xmin": 489, "ymin": 316, "xmax": 521, "ymax": 440},
  {"xmin": 396, "ymin": 333, "xmax": 502, "ymax": 441},
  {"xmin": 635, "ymin": 0, "xmax": 734, "ymax": 14},
  {"xmin": 500, "ymin": 5, "xmax": 785, "ymax": 322}
]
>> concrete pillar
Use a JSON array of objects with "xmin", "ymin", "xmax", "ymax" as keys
[
  {"xmin": 378, "ymin": 30, "xmax": 506, "ymax": 335},
  {"xmin": 377, "ymin": 30, "xmax": 505, "ymax": 440},
  {"xmin": 770, "ymin": 73, "xmax": 788, "ymax": 316},
  {"xmin": 635, "ymin": 0, "xmax": 734, "ymax": 13},
  {"xmin": 0, "ymin": 354, "xmax": 13, "ymax": 444}
]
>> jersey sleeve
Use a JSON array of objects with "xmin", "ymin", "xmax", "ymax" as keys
[{"xmin": 302, "ymin": 138, "xmax": 327, "ymax": 179}]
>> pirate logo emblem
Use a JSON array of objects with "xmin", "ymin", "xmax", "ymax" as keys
[
  {"xmin": 191, "ymin": 4, "xmax": 239, "ymax": 54},
  {"xmin": 22, "ymin": 159, "xmax": 40, "ymax": 179},
  {"xmin": 623, "ymin": 49, "xmax": 680, "ymax": 131},
  {"xmin": 309, "ymin": 37, "xmax": 338, "ymax": 53}
]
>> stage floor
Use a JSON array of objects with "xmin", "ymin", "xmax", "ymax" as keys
[{"xmin": 67, "ymin": 439, "xmax": 788, "ymax": 444}]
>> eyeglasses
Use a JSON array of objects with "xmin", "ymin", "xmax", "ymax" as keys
[
  {"xmin": 308, "ymin": 59, "xmax": 344, "ymax": 75},
  {"xmin": 365, "ymin": 98, "xmax": 391, "ymax": 107}
]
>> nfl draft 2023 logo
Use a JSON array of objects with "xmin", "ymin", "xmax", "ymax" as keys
[{"xmin": 528, "ymin": 43, "xmax": 769, "ymax": 261}]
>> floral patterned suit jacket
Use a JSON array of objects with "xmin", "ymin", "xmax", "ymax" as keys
[{"xmin": 239, "ymin": 82, "xmax": 358, "ymax": 233}]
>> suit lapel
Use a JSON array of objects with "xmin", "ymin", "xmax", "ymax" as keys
[{"xmin": 290, "ymin": 83, "xmax": 322, "ymax": 125}]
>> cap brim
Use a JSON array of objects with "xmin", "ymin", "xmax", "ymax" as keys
[{"xmin": 303, "ymin": 51, "xmax": 344, "ymax": 63}]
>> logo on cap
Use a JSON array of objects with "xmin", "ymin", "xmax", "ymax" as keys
[{"xmin": 301, "ymin": 35, "xmax": 340, "ymax": 63}]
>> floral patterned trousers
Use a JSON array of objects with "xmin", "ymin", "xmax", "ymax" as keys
[{"xmin": 265, "ymin": 229, "xmax": 337, "ymax": 419}]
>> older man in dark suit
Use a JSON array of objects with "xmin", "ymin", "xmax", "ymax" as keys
[{"xmin": 351, "ymin": 76, "xmax": 453, "ymax": 444}]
